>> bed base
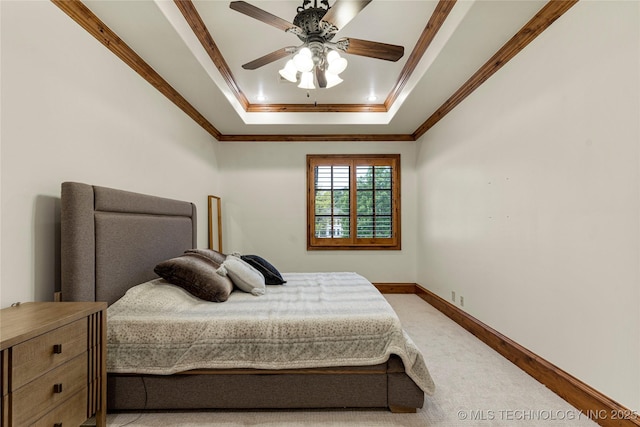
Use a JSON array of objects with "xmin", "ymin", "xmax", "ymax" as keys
[{"xmin": 107, "ymin": 356, "xmax": 423, "ymax": 413}]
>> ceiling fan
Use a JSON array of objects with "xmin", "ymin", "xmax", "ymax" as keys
[{"xmin": 229, "ymin": 0, "xmax": 405, "ymax": 89}]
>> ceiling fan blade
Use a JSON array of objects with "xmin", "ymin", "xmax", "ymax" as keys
[
  {"xmin": 341, "ymin": 37, "xmax": 404, "ymax": 62},
  {"xmin": 321, "ymin": 0, "xmax": 372, "ymax": 30},
  {"xmin": 241, "ymin": 47, "xmax": 295, "ymax": 70},
  {"xmin": 230, "ymin": 1, "xmax": 301, "ymax": 33},
  {"xmin": 316, "ymin": 67, "xmax": 327, "ymax": 88}
]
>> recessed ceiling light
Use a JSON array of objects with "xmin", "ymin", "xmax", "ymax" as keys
[
  {"xmin": 256, "ymin": 95, "xmax": 267, "ymax": 102},
  {"xmin": 367, "ymin": 95, "xmax": 378, "ymax": 102}
]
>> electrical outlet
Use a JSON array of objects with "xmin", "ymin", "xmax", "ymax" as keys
[
  {"xmin": 451, "ymin": 291, "xmax": 456, "ymax": 302},
  {"xmin": 460, "ymin": 296, "xmax": 465, "ymax": 307}
]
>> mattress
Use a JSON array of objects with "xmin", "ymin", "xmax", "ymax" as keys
[{"xmin": 106, "ymin": 271, "xmax": 435, "ymax": 395}]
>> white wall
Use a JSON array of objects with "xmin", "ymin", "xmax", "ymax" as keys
[
  {"xmin": 416, "ymin": 1, "xmax": 639, "ymax": 410},
  {"xmin": 218, "ymin": 141, "xmax": 417, "ymax": 283},
  {"xmin": 0, "ymin": 1, "xmax": 221, "ymax": 307}
]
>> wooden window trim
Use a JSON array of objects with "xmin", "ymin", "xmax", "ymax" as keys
[{"xmin": 307, "ymin": 154, "xmax": 401, "ymax": 250}]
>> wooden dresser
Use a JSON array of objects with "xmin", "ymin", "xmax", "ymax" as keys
[{"xmin": 0, "ymin": 302, "xmax": 106, "ymax": 427}]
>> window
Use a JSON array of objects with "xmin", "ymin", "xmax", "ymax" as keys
[{"xmin": 307, "ymin": 154, "xmax": 401, "ymax": 250}]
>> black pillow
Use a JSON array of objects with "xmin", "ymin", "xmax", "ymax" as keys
[
  {"xmin": 154, "ymin": 253, "xmax": 233, "ymax": 302},
  {"xmin": 240, "ymin": 255, "xmax": 286, "ymax": 285}
]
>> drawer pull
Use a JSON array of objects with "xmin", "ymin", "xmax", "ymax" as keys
[
  {"xmin": 53, "ymin": 344, "xmax": 63, "ymax": 354},
  {"xmin": 53, "ymin": 383, "xmax": 63, "ymax": 393}
]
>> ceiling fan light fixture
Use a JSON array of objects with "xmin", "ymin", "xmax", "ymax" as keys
[
  {"xmin": 298, "ymin": 71, "xmax": 316, "ymax": 89},
  {"xmin": 232, "ymin": 0, "xmax": 405, "ymax": 91},
  {"xmin": 279, "ymin": 59, "xmax": 298, "ymax": 82}
]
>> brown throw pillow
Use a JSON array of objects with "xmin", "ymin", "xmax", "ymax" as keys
[
  {"xmin": 154, "ymin": 253, "xmax": 233, "ymax": 302},
  {"xmin": 184, "ymin": 248, "xmax": 227, "ymax": 265}
]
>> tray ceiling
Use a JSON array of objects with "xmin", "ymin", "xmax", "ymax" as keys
[{"xmin": 53, "ymin": 0, "xmax": 577, "ymax": 141}]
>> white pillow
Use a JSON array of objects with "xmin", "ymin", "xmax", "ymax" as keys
[{"xmin": 216, "ymin": 255, "xmax": 266, "ymax": 296}]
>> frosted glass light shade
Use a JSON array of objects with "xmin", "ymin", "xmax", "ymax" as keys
[
  {"xmin": 326, "ymin": 50, "xmax": 340, "ymax": 63},
  {"xmin": 293, "ymin": 48, "xmax": 314, "ymax": 72},
  {"xmin": 278, "ymin": 60, "xmax": 297, "ymax": 82},
  {"xmin": 298, "ymin": 47, "xmax": 312, "ymax": 57},
  {"xmin": 327, "ymin": 55, "xmax": 348, "ymax": 75},
  {"xmin": 324, "ymin": 71, "xmax": 343, "ymax": 88},
  {"xmin": 298, "ymin": 71, "xmax": 315, "ymax": 89}
]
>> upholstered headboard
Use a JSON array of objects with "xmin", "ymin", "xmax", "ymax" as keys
[{"xmin": 60, "ymin": 182, "xmax": 197, "ymax": 305}]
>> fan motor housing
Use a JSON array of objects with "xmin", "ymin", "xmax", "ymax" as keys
[{"xmin": 293, "ymin": 7, "xmax": 336, "ymax": 42}]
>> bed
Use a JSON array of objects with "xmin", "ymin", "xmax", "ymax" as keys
[{"xmin": 60, "ymin": 181, "xmax": 435, "ymax": 413}]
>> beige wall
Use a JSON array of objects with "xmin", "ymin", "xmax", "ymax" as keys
[
  {"xmin": 416, "ymin": 1, "xmax": 639, "ymax": 410},
  {"xmin": 0, "ymin": 1, "xmax": 221, "ymax": 306},
  {"xmin": 217, "ymin": 141, "xmax": 418, "ymax": 282}
]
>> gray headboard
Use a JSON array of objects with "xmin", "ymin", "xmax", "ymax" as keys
[{"xmin": 61, "ymin": 182, "xmax": 197, "ymax": 305}]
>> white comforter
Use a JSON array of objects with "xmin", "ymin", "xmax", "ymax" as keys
[{"xmin": 107, "ymin": 272, "xmax": 435, "ymax": 395}]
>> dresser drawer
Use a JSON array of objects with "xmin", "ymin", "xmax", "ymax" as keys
[
  {"xmin": 11, "ymin": 320, "xmax": 87, "ymax": 390},
  {"xmin": 1, "ymin": 302, "xmax": 106, "ymax": 427},
  {"xmin": 12, "ymin": 354, "xmax": 87, "ymax": 426},
  {"xmin": 31, "ymin": 388, "xmax": 88, "ymax": 427}
]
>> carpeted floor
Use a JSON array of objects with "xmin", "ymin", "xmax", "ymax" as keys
[{"xmin": 91, "ymin": 294, "xmax": 599, "ymax": 426}]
